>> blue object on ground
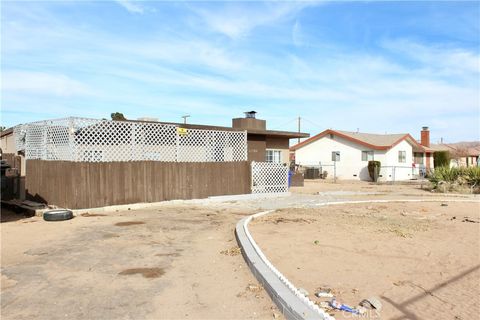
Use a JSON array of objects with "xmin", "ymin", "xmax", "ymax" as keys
[
  {"xmin": 288, "ymin": 171, "xmax": 294, "ymax": 187},
  {"xmin": 330, "ymin": 299, "xmax": 360, "ymax": 314}
]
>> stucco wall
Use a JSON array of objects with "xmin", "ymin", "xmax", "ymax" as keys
[
  {"xmin": 294, "ymin": 135, "xmax": 416, "ymax": 181},
  {"xmin": 0, "ymin": 133, "xmax": 16, "ymax": 154}
]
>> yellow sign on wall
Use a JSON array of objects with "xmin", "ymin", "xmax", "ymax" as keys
[{"xmin": 177, "ymin": 127, "xmax": 188, "ymax": 136}]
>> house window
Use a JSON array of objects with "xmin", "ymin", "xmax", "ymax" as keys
[
  {"xmin": 414, "ymin": 152, "xmax": 424, "ymax": 164},
  {"xmin": 331, "ymin": 151, "xmax": 340, "ymax": 162},
  {"xmin": 265, "ymin": 150, "xmax": 282, "ymax": 163},
  {"xmin": 362, "ymin": 151, "xmax": 374, "ymax": 161},
  {"xmin": 398, "ymin": 151, "xmax": 406, "ymax": 163}
]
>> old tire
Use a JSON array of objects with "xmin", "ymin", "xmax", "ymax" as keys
[{"xmin": 43, "ymin": 209, "xmax": 74, "ymax": 222}]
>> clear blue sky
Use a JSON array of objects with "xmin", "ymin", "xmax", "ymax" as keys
[{"xmin": 2, "ymin": 1, "xmax": 479, "ymax": 143}]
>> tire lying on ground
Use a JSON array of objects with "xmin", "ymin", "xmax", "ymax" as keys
[{"xmin": 43, "ymin": 209, "xmax": 74, "ymax": 221}]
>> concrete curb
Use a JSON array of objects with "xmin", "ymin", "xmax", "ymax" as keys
[
  {"xmin": 66, "ymin": 192, "xmax": 291, "ymax": 216},
  {"xmin": 236, "ymin": 198, "xmax": 480, "ymax": 320}
]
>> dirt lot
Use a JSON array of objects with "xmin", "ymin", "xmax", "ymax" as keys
[
  {"xmin": 1, "ymin": 206, "xmax": 280, "ymax": 320},
  {"xmin": 250, "ymin": 201, "xmax": 480, "ymax": 320},
  {"xmin": 1, "ymin": 179, "xmax": 477, "ymax": 320},
  {"xmin": 292, "ymin": 179, "xmax": 442, "ymax": 197}
]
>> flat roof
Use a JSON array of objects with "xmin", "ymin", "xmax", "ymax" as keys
[{"xmin": 128, "ymin": 120, "xmax": 310, "ymax": 139}]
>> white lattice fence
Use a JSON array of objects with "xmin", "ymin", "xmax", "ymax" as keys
[
  {"xmin": 251, "ymin": 161, "xmax": 289, "ymax": 194},
  {"xmin": 14, "ymin": 117, "xmax": 247, "ymax": 163}
]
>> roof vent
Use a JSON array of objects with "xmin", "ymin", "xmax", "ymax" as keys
[{"xmin": 244, "ymin": 111, "xmax": 257, "ymax": 119}]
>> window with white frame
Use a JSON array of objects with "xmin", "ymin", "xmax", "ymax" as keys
[
  {"xmin": 265, "ymin": 149, "xmax": 282, "ymax": 163},
  {"xmin": 331, "ymin": 151, "xmax": 340, "ymax": 162},
  {"xmin": 398, "ymin": 150, "xmax": 406, "ymax": 163},
  {"xmin": 362, "ymin": 151, "xmax": 374, "ymax": 161}
]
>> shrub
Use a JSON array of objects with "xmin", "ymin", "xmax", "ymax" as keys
[
  {"xmin": 368, "ymin": 160, "xmax": 381, "ymax": 182},
  {"xmin": 434, "ymin": 151, "xmax": 450, "ymax": 167},
  {"xmin": 428, "ymin": 166, "xmax": 480, "ymax": 191},
  {"xmin": 465, "ymin": 167, "xmax": 480, "ymax": 187}
]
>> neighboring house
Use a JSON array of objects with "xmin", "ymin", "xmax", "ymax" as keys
[
  {"xmin": 170, "ymin": 111, "xmax": 309, "ymax": 164},
  {"xmin": 0, "ymin": 128, "xmax": 15, "ymax": 154},
  {"xmin": 290, "ymin": 127, "xmax": 433, "ymax": 181},
  {"xmin": 430, "ymin": 143, "xmax": 480, "ymax": 167}
]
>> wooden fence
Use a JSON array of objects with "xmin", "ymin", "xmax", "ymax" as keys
[{"xmin": 26, "ymin": 160, "xmax": 251, "ymax": 209}]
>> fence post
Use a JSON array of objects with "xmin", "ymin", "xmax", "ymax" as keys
[{"xmin": 334, "ymin": 160, "xmax": 337, "ymax": 183}]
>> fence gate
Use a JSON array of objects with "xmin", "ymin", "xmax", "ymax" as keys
[{"xmin": 251, "ymin": 161, "xmax": 289, "ymax": 194}]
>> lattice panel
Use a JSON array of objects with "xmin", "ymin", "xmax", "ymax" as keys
[
  {"xmin": 251, "ymin": 161, "xmax": 289, "ymax": 194},
  {"xmin": 177, "ymin": 129, "xmax": 247, "ymax": 162},
  {"xmin": 14, "ymin": 125, "xmax": 27, "ymax": 152},
  {"xmin": 15, "ymin": 117, "xmax": 247, "ymax": 163}
]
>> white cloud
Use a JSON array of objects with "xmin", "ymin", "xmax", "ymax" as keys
[
  {"xmin": 292, "ymin": 20, "xmax": 303, "ymax": 46},
  {"xmin": 115, "ymin": 0, "xmax": 144, "ymax": 14},
  {"xmin": 2, "ymin": 71, "xmax": 92, "ymax": 96},
  {"xmin": 190, "ymin": 2, "xmax": 317, "ymax": 39},
  {"xmin": 381, "ymin": 38, "xmax": 480, "ymax": 76}
]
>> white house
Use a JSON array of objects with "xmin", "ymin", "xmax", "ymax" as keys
[{"xmin": 291, "ymin": 127, "xmax": 434, "ymax": 181}]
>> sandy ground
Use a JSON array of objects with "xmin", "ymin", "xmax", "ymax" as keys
[
  {"xmin": 291, "ymin": 179, "xmax": 452, "ymax": 198},
  {"xmin": 1, "ymin": 180, "xmax": 478, "ymax": 320},
  {"xmin": 1, "ymin": 206, "xmax": 280, "ymax": 320},
  {"xmin": 250, "ymin": 201, "xmax": 480, "ymax": 320}
]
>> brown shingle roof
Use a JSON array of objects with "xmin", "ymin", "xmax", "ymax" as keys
[{"xmin": 290, "ymin": 129, "xmax": 426, "ymax": 151}]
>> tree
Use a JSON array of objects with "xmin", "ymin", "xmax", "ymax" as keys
[
  {"xmin": 368, "ymin": 160, "xmax": 381, "ymax": 182},
  {"xmin": 111, "ymin": 112, "xmax": 127, "ymax": 121},
  {"xmin": 0, "ymin": 126, "xmax": 5, "ymax": 132},
  {"xmin": 434, "ymin": 151, "xmax": 450, "ymax": 168}
]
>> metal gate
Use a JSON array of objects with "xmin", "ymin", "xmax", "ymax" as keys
[{"xmin": 251, "ymin": 161, "xmax": 289, "ymax": 194}]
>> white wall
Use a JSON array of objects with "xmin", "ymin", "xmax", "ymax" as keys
[
  {"xmin": 295, "ymin": 135, "xmax": 378, "ymax": 180},
  {"xmin": 382, "ymin": 140, "xmax": 414, "ymax": 181},
  {"xmin": 295, "ymin": 135, "xmax": 416, "ymax": 181}
]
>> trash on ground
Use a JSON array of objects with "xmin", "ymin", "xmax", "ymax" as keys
[
  {"xmin": 329, "ymin": 299, "xmax": 359, "ymax": 314},
  {"xmin": 462, "ymin": 217, "xmax": 479, "ymax": 223},
  {"xmin": 315, "ymin": 290, "xmax": 334, "ymax": 298},
  {"xmin": 359, "ymin": 296, "xmax": 383, "ymax": 311},
  {"xmin": 441, "ymin": 203, "xmax": 448, "ymax": 207}
]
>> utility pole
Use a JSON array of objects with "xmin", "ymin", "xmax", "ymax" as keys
[
  {"xmin": 181, "ymin": 115, "xmax": 190, "ymax": 124},
  {"xmin": 297, "ymin": 116, "xmax": 301, "ymax": 144}
]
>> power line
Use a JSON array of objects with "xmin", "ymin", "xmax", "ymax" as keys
[
  {"xmin": 302, "ymin": 118, "xmax": 324, "ymax": 129},
  {"xmin": 269, "ymin": 117, "xmax": 298, "ymax": 130}
]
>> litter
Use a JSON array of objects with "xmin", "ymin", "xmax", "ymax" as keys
[
  {"xmin": 329, "ymin": 299, "xmax": 359, "ymax": 314},
  {"xmin": 441, "ymin": 203, "xmax": 448, "ymax": 207},
  {"xmin": 359, "ymin": 296, "xmax": 383, "ymax": 311},
  {"xmin": 315, "ymin": 290, "xmax": 334, "ymax": 298}
]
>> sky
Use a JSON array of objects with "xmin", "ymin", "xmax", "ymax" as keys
[{"xmin": 1, "ymin": 0, "xmax": 479, "ymax": 144}]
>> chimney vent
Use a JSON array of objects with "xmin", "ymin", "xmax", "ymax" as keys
[
  {"xmin": 244, "ymin": 111, "xmax": 257, "ymax": 119},
  {"xmin": 232, "ymin": 111, "xmax": 265, "ymax": 130}
]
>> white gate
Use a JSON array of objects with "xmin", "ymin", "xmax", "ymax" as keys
[{"xmin": 251, "ymin": 161, "xmax": 289, "ymax": 194}]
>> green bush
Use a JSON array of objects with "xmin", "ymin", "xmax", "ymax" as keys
[
  {"xmin": 433, "ymin": 151, "xmax": 450, "ymax": 167},
  {"xmin": 368, "ymin": 160, "xmax": 381, "ymax": 182},
  {"xmin": 428, "ymin": 166, "xmax": 480, "ymax": 189},
  {"xmin": 465, "ymin": 167, "xmax": 480, "ymax": 186}
]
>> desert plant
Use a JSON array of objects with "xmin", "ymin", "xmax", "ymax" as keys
[
  {"xmin": 464, "ymin": 166, "xmax": 480, "ymax": 187},
  {"xmin": 368, "ymin": 160, "xmax": 381, "ymax": 182},
  {"xmin": 428, "ymin": 166, "xmax": 480, "ymax": 190},
  {"xmin": 434, "ymin": 151, "xmax": 450, "ymax": 168}
]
